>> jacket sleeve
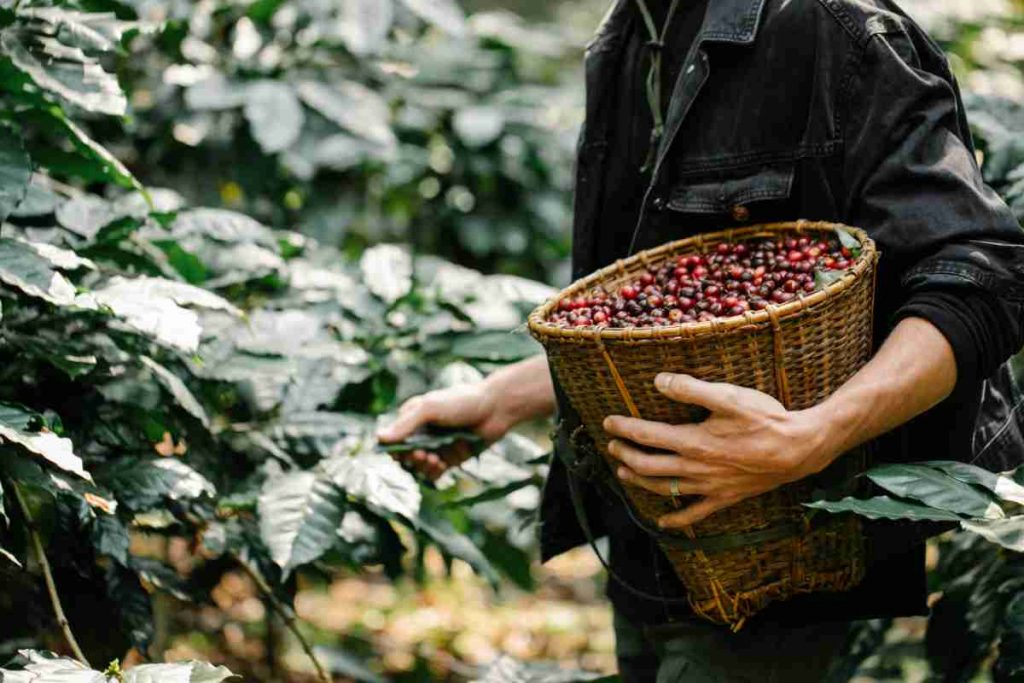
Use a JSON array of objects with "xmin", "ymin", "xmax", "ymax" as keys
[{"xmin": 841, "ymin": 22, "xmax": 1024, "ymax": 397}]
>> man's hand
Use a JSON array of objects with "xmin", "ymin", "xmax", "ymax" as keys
[
  {"xmin": 606, "ymin": 317, "xmax": 958, "ymax": 530},
  {"xmin": 377, "ymin": 355, "xmax": 556, "ymax": 480},
  {"xmin": 605, "ymin": 373, "xmax": 834, "ymax": 529},
  {"xmin": 376, "ymin": 383, "xmax": 511, "ymax": 480}
]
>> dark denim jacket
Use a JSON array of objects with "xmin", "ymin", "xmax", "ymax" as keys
[{"xmin": 539, "ymin": 0, "xmax": 1024, "ymax": 623}]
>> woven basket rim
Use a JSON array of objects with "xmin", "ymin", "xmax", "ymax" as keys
[{"xmin": 528, "ymin": 220, "xmax": 878, "ymax": 342}]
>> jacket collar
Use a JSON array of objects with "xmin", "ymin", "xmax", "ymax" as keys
[
  {"xmin": 587, "ymin": 0, "xmax": 768, "ymax": 51},
  {"xmin": 700, "ymin": 0, "xmax": 769, "ymax": 45}
]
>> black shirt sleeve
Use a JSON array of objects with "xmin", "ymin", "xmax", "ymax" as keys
[{"xmin": 894, "ymin": 289, "xmax": 1019, "ymax": 397}]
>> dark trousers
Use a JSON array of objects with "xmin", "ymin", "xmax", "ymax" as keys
[{"xmin": 613, "ymin": 610, "xmax": 853, "ymax": 682}]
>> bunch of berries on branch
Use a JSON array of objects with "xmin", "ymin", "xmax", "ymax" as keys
[{"xmin": 548, "ymin": 236, "xmax": 855, "ymax": 328}]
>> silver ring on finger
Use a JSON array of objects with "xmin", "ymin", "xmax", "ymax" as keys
[{"xmin": 669, "ymin": 477, "xmax": 682, "ymax": 509}]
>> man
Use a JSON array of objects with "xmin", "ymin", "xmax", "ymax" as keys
[{"xmin": 379, "ymin": 0, "xmax": 1024, "ymax": 679}]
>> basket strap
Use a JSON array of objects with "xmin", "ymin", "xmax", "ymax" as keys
[
  {"xmin": 765, "ymin": 305, "xmax": 792, "ymax": 407},
  {"xmin": 565, "ymin": 465, "xmax": 691, "ymax": 605}
]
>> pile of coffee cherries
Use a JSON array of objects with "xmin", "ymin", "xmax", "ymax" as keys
[{"xmin": 547, "ymin": 234, "xmax": 856, "ymax": 328}]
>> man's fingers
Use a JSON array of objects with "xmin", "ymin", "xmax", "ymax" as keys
[
  {"xmin": 616, "ymin": 467, "xmax": 707, "ymax": 497},
  {"xmin": 606, "ymin": 439, "xmax": 722, "ymax": 477},
  {"xmin": 377, "ymin": 396, "xmax": 441, "ymax": 442},
  {"xmin": 654, "ymin": 373, "xmax": 741, "ymax": 414},
  {"xmin": 603, "ymin": 416, "xmax": 684, "ymax": 452},
  {"xmin": 657, "ymin": 495, "xmax": 740, "ymax": 529}
]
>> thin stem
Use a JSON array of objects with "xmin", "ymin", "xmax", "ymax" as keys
[
  {"xmin": 11, "ymin": 482, "xmax": 91, "ymax": 667},
  {"xmin": 230, "ymin": 552, "xmax": 331, "ymax": 683}
]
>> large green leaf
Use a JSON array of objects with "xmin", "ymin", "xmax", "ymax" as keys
[
  {"xmin": 170, "ymin": 208, "xmax": 276, "ymax": 247},
  {"xmin": 866, "ymin": 463, "xmax": 1004, "ymax": 519},
  {"xmin": 416, "ymin": 513, "xmax": 499, "ymax": 588},
  {"xmin": 125, "ymin": 662, "xmax": 237, "ymax": 682},
  {"xmin": 105, "ymin": 562, "xmax": 154, "ymax": 654},
  {"xmin": 453, "ymin": 105, "xmax": 504, "ymax": 147},
  {"xmin": 185, "ymin": 74, "xmax": 249, "ymax": 111},
  {"xmin": 0, "ymin": 543, "xmax": 20, "ymax": 568},
  {"xmin": 378, "ymin": 427, "xmax": 485, "ymax": 456},
  {"xmin": 55, "ymin": 115, "xmax": 142, "ymax": 190},
  {"xmin": 321, "ymin": 449, "xmax": 421, "ymax": 519},
  {"xmin": 335, "ymin": 0, "xmax": 394, "ymax": 56},
  {"xmin": 926, "ymin": 555, "xmax": 1003, "ymax": 683},
  {"xmin": 92, "ymin": 276, "xmax": 241, "ymax": 352},
  {"xmin": 0, "ymin": 650, "xmax": 237, "ymax": 682},
  {"xmin": 243, "ymin": 81, "xmax": 304, "ymax": 154},
  {"xmin": 10, "ymin": 178, "xmax": 61, "ymax": 217},
  {"xmin": 921, "ymin": 460, "xmax": 1024, "ymax": 506},
  {"xmin": 996, "ymin": 591, "xmax": 1024, "ymax": 681},
  {"xmin": 449, "ymin": 331, "xmax": 541, "ymax": 363},
  {"xmin": 804, "ymin": 496, "xmax": 964, "ymax": 522},
  {"xmin": 359, "ymin": 243, "xmax": 411, "ymax": 304},
  {"xmin": 0, "ymin": 405, "xmax": 90, "ymax": 482},
  {"xmin": 0, "ymin": 650, "xmax": 106, "ymax": 682},
  {"xmin": 140, "ymin": 356, "xmax": 210, "ymax": 428},
  {"xmin": 399, "ymin": 0, "xmax": 467, "ymax": 36},
  {"xmin": 99, "ymin": 458, "xmax": 215, "ymax": 512},
  {"xmin": 258, "ymin": 470, "xmax": 347, "ymax": 578},
  {"xmin": 0, "ymin": 12, "xmax": 126, "ymax": 116},
  {"xmin": 261, "ymin": 412, "xmax": 373, "ymax": 461},
  {"xmin": 442, "ymin": 478, "xmax": 535, "ymax": 509},
  {"xmin": 91, "ymin": 512, "xmax": 129, "ymax": 565},
  {"xmin": 295, "ymin": 80, "xmax": 397, "ymax": 151},
  {"xmin": 0, "ymin": 124, "xmax": 32, "ymax": 222},
  {"xmin": 962, "ymin": 517, "xmax": 1024, "ymax": 552},
  {"xmin": 0, "ymin": 238, "xmax": 79, "ymax": 305}
]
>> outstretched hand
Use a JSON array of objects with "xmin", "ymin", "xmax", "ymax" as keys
[
  {"xmin": 604, "ymin": 373, "xmax": 837, "ymax": 529},
  {"xmin": 376, "ymin": 383, "xmax": 511, "ymax": 481}
]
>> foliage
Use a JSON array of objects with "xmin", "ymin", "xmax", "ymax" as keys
[
  {"xmin": 0, "ymin": 0, "xmax": 555, "ymax": 675},
  {"xmin": 810, "ymin": 460, "xmax": 1024, "ymax": 680},
  {"xmin": 0, "ymin": 649, "xmax": 236, "ymax": 682},
  {"xmin": 93, "ymin": 0, "xmax": 579, "ymax": 283}
]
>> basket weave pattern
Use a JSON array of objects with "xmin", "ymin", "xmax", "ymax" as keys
[{"xmin": 529, "ymin": 221, "xmax": 879, "ymax": 627}]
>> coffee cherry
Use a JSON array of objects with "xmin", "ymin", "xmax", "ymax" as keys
[{"xmin": 549, "ymin": 234, "xmax": 854, "ymax": 328}]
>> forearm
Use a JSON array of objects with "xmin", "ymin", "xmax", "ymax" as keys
[
  {"xmin": 483, "ymin": 354, "xmax": 556, "ymax": 427},
  {"xmin": 803, "ymin": 316, "xmax": 958, "ymax": 472}
]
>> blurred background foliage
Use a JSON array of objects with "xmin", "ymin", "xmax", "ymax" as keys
[{"xmin": 0, "ymin": 0, "xmax": 1022, "ymax": 681}]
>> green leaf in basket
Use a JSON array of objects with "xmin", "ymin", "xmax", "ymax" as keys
[
  {"xmin": 814, "ymin": 268, "xmax": 846, "ymax": 290},
  {"xmin": 378, "ymin": 426, "xmax": 486, "ymax": 455},
  {"xmin": 835, "ymin": 227, "xmax": 862, "ymax": 258},
  {"xmin": 865, "ymin": 463, "xmax": 1005, "ymax": 519},
  {"xmin": 804, "ymin": 496, "xmax": 964, "ymax": 522}
]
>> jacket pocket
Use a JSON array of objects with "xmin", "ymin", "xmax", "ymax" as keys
[{"xmin": 666, "ymin": 163, "xmax": 795, "ymax": 216}]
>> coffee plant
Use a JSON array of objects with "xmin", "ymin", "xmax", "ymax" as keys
[
  {"xmin": 0, "ymin": 0, "xmax": 557, "ymax": 677},
  {"xmin": 93, "ymin": 0, "xmax": 579, "ymax": 283},
  {"xmin": 0, "ymin": 0, "xmax": 1022, "ymax": 679}
]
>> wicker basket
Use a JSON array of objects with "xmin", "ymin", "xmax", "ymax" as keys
[{"xmin": 528, "ymin": 220, "xmax": 879, "ymax": 628}]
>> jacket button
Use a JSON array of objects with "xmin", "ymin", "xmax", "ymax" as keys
[
  {"xmin": 731, "ymin": 204, "xmax": 750, "ymax": 222},
  {"xmin": 652, "ymin": 196, "xmax": 666, "ymax": 211}
]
